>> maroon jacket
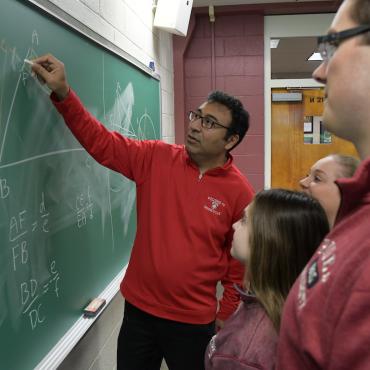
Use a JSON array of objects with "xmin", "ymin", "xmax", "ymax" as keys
[
  {"xmin": 277, "ymin": 158, "xmax": 370, "ymax": 370},
  {"xmin": 52, "ymin": 90, "xmax": 254, "ymax": 324},
  {"xmin": 205, "ymin": 289, "xmax": 278, "ymax": 370}
]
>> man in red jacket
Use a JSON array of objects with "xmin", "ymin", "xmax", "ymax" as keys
[
  {"xmin": 31, "ymin": 54, "xmax": 254, "ymax": 370},
  {"xmin": 277, "ymin": 0, "xmax": 370, "ymax": 369}
]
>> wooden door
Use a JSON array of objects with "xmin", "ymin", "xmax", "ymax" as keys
[{"xmin": 271, "ymin": 88, "xmax": 358, "ymax": 190}]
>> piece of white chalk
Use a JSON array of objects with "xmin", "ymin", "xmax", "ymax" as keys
[{"xmin": 24, "ymin": 59, "xmax": 34, "ymax": 66}]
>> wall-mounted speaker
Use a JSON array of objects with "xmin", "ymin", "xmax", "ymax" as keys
[{"xmin": 153, "ymin": 0, "xmax": 193, "ymax": 37}]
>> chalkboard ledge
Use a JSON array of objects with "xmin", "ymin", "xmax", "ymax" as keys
[{"xmin": 35, "ymin": 265, "xmax": 127, "ymax": 370}]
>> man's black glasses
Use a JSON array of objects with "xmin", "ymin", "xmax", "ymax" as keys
[{"xmin": 188, "ymin": 111, "xmax": 230, "ymax": 130}]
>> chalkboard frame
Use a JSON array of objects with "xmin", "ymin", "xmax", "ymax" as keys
[
  {"xmin": 28, "ymin": 0, "xmax": 161, "ymax": 81},
  {"xmin": 4, "ymin": 1, "xmax": 162, "ymax": 369}
]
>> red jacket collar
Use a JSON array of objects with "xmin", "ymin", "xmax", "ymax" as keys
[{"xmin": 183, "ymin": 146, "xmax": 234, "ymax": 175}]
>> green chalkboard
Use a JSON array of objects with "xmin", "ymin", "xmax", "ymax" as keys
[{"xmin": 0, "ymin": 0, "xmax": 160, "ymax": 369}]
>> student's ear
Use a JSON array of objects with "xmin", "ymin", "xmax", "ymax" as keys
[{"xmin": 225, "ymin": 134, "xmax": 239, "ymax": 151}]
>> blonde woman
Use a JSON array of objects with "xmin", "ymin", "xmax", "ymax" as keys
[{"xmin": 300, "ymin": 154, "xmax": 359, "ymax": 228}]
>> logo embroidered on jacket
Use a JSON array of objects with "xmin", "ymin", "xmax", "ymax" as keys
[
  {"xmin": 208, "ymin": 335, "xmax": 217, "ymax": 358},
  {"xmin": 307, "ymin": 259, "xmax": 319, "ymax": 289},
  {"xmin": 318, "ymin": 238, "xmax": 336, "ymax": 283},
  {"xmin": 204, "ymin": 196, "xmax": 225, "ymax": 216},
  {"xmin": 297, "ymin": 265, "xmax": 308, "ymax": 309},
  {"xmin": 297, "ymin": 238, "xmax": 337, "ymax": 310}
]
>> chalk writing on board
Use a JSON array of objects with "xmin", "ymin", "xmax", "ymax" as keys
[
  {"xmin": 0, "ymin": 178, "xmax": 10, "ymax": 198},
  {"xmin": 0, "ymin": 1, "xmax": 160, "ymax": 366},
  {"xmin": 9, "ymin": 192, "xmax": 49, "ymax": 249},
  {"xmin": 0, "ymin": 39, "xmax": 157, "ymax": 171},
  {"xmin": 108, "ymin": 81, "xmax": 157, "ymax": 140},
  {"xmin": 9, "ymin": 210, "xmax": 28, "ymax": 243},
  {"xmin": 76, "ymin": 185, "xmax": 94, "ymax": 228},
  {"xmin": 31, "ymin": 192, "xmax": 50, "ymax": 233},
  {"xmin": 0, "ymin": 30, "xmax": 158, "ymax": 334},
  {"xmin": 20, "ymin": 260, "xmax": 60, "ymax": 330},
  {"xmin": 3, "ymin": 187, "xmax": 58, "ymax": 331},
  {"xmin": 0, "ymin": 32, "xmax": 45, "ymax": 164}
]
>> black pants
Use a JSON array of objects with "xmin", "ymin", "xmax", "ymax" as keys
[{"xmin": 117, "ymin": 301, "xmax": 215, "ymax": 370}]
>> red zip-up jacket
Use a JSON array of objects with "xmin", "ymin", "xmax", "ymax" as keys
[
  {"xmin": 52, "ymin": 90, "xmax": 254, "ymax": 324},
  {"xmin": 277, "ymin": 157, "xmax": 370, "ymax": 369}
]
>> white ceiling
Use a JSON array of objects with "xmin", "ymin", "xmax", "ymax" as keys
[
  {"xmin": 192, "ymin": 0, "xmax": 329, "ymax": 78},
  {"xmin": 193, "ymin": 0, "xmax": 328, "ymax": 7},
  {"xmin": 271, "ymin": 36, "xmax": 320, "ymax": 79}
]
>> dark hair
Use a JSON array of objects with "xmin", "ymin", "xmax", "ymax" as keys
[
  {"xmin": 207, "ymin": 90, "xmax": 249, "ymax": 151},
  {"xmin": 350, "ymin": 0, "xmax": 370, "ymax": 44},
  {"xmin": 330, "ymin": 154, "xmax": 360, "ymax": 178},
  {"xmin": 247, "ymin": 189, "xmax": 329, "ymax": 331}
]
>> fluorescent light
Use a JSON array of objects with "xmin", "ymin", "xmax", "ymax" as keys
[
  {"xmin": 308, "ymin": 52, "xmax": 323, "ymax": 61},
  {"xmin": 270, "ymin": 39, "xmax": 280, "ymax": 48}
]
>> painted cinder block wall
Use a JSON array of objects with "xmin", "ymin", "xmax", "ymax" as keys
[
  {"xmin": 174, "ymin": 1, "xmax": 338, "ymax": 192},
  {"xmin": 175, "ymin": 13, "xmax": 265, "ymax": 191}
]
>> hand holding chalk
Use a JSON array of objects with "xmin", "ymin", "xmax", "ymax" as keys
[
  {"xmin": 24, "ymin": 58, "xmax": 34, "ymax": 66},
  {"xmin": 25, "ymin": 59, "xmax": 47, "ymax": 85},
  {"xmin": 28, "ymin": 54, "xmax": 70, "ymax": 100}
]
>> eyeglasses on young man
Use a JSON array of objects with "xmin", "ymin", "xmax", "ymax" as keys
[{"xmin": 317, "ymin": 25, "xmax": 370, "ymax": 61}]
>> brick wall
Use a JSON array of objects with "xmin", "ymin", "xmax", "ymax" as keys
[{"xmin": 177, "ymin": 13, "xmax": 264, "ymax": 191}]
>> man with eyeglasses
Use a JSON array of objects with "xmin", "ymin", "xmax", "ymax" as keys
[
  {"xmin": 277, "ymin": 0, "xmax": 370, "ymax": 369},
  {"xmin": 30, "ymin": 54, "xmax": 254, "ymax": 370}
]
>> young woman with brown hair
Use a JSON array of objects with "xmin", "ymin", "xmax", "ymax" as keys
[{"xmin": 205, "ymin": 189, "xmax": 330, "ymax": 370}]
